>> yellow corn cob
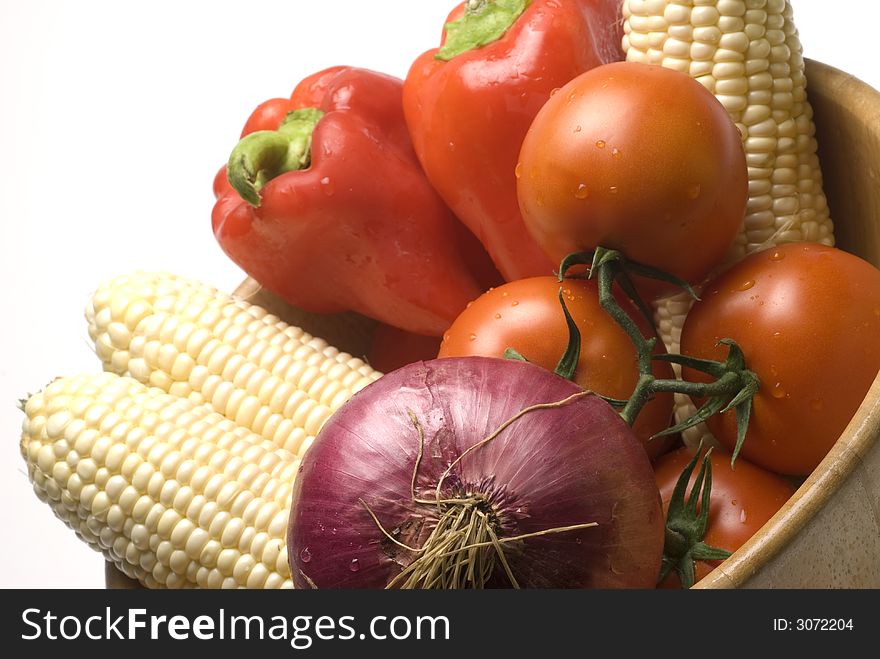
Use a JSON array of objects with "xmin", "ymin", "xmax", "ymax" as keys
[
  {"xmin": 20, "ymin": 372, "xmax": 298, "ymax": 589},
  {"xmin": 623, "ymin": 0, "xmax": 835, "ymax": 445},
  {"xmin": 86, "ymin": 272, "xmax": 381, "ymax": 459}
]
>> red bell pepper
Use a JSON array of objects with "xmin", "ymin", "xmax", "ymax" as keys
[
  {"xmin": 403, "ymin": 0, "xmax": 624, "ymax": 282},
  {"xmin": 212, "ymin": 66, "xmax": 496, "ymax": 337}
]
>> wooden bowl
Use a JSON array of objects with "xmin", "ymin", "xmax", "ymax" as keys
[
  {"xmin": 107, "ymin": 59, "xmax": 880, "ymax": 589},
  {"xmin": 694, "ymin": 59, "xmax": 880, "ymax": 588}
]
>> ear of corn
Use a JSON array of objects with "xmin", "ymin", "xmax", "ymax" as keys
[
  {"xmin": 20, "ymin": 373, "xmax": 298, "ymax": 589},
  {"xmin": 86, "ymin": 272, "xmax": 381, "ymax": 459},
  {"xmin": 622, "ymin": 0, "xmax": 835, "ymax": 446}
]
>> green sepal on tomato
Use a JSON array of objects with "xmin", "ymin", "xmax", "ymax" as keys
[
  {"xmin": 680, "ymin": 242, "xmax": 880, "ymax": 476},
  {"xmin": 438, "ymin": 276, "xmax": 676, "ymax": 460},
  {"xmin": 516, "ymin": 61, "xmax": 748, "ymax": 298},
  {"xmin": 403, "ymin": 0, "xmax": 626, "ymax": 282},
  {"xmin": 654, "ymin": 445, "xmax": 796, "ymax": 588}
]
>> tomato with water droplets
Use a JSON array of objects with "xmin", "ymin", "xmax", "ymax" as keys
[
  {"xmin": 516, "ymin": 62, "xmax": 747, "ymax": 297},
  {"xmin": 654, "ymin": 445, "xmax": 796, "ymax": 588},
  {"xmin": 680, "ymin": 243, "xmax": 880, "ymax": 476},
  {"xmin": 438, "ymin": 276, "xmax": 675, "ymax": 459}
]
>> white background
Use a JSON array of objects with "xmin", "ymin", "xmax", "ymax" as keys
[{"xmin": 1, "ymin": 1, "xmax": 878, "ymax": 588}]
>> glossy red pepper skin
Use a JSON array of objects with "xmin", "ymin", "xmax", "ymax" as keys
[
  {"xmin": 213, "ymin": 67, "xmax": 492, "ymax": 337},
  {"xmin": 403, "ymin": 0, "xmax": 624, "ymax": 282}
]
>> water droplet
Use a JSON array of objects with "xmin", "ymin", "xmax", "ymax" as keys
[
  {"xmin": 611, "ymin": 147, "xmax": 621, "ymax": 158},
  {"xmin": 511, "ymin": 301, "xmax": 519, "ymax": 307},
  {"xmin": 739, "ymin": 509, "xmax": 748, "ymax": 524},
  {"xmin": 770, "ymin": 250, "xmax": 785, "ymax": 261},
  {"xmin": 738, "ymin": 280, "xmax": 755, "ymax": 291},
  {"xmin": 494, "ymin": 313, "xmax": 502, "ymax": 320},
  {"xmin": 574, "ymin": 183, "xmax": 590, "ymax": 199},
  {"xmin": 595, "ymin": 140, "xmax": 606, "ymax": 149},
  {"xmin": 501, "ymin": 291, "xmax": 509, "ymax": 298},
  {"xmin": 550, "ymin": 87, "xmax": 561, "ymax": 96},
  {"xmin": 771, "ymin": 383, "xmax": 787, "ymax": 399},
  {"xmin": 468, "ymin": 333, "xmax": 477, "ymax": 342},
  {"xmin": 488, "ymin": 287, "xmax": 495, "ymax": 292},
  {"xmin": 320, "ymin": 176, "xmax": 334, "ymax": 196},
  {"xmin": 609, "ymin": 186, "xmax": 619, "ymax": 194},
  {"xmin": 687, "ymin": 184, "xmax": 701, "ymax": 199},
  {"xmin": 573, "ymin": 125, "xmax": 582, "ymax": 133},
  {"xmin": 810, "ymin": 399, "xmax": 824, "ymax": 412},
  {"xmin": 300, "ymin": 548, "xmax": 311, "ymax": 563},
  {"xmin": 773, "ymin": 331, "xmax": 782, "ymax": 339},
  {"xmin": 349, "ymin": 558, "xmax": 360, "ymax": 572},
  {"xmin": 514, "ymin": 162, "xmax": 523, "ymax": 179},
  {"xmin": 448, "ymin": 141, "xmax": 456, "ymax": 152},
  {"xmin": 443, "ymin": 333, "xmax": 451, "ymax": 342},
  {"xmin": 562, "ymin": 288, "xmax": 570, "ymax": 296},
  {"xmin": 466, "ymin": 301, "xmax": 474, "ymax": 308}
]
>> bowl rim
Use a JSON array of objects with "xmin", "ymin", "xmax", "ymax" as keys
[{"xmin": 694, "ymin": 58, "xmax": 880, "ymax": 588}]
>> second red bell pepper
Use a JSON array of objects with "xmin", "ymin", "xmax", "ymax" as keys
[
  {"xmin": 403, "ymin": 0, "xmax": 625, "ymax": 282},
  {"xmin": 213, "ymin": 66, "xmax": 496, "ymax": 337}
]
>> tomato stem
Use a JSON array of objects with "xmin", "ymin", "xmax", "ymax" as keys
[
  {"xmin": 553, "ymin": 288, "xmax": 581, "ymax": 380},
  {"xmin": 659, "ymin": 445, "xmax": 732, "ymax": 588},
  {"xmin": 227, "ymin": 107, "xmax": 324, "ymax": 206},
  {"xmin": 559, "ymin": 248, "xmax": 760, "ymax": 446}
]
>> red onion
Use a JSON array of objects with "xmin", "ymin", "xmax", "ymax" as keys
[{"xmin": 287, "ymin": 356, "xmax": 664, "ymax": 588}]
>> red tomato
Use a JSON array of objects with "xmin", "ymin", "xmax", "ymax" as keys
[
  {"xmin": 438, "ymin": 276, "xmax": 675, "ymax": 459},
  {"xmin": 367, "ymin": 324, "xmax": 442, "ymax": 373},
  {"xmin": 654, "ymin": 446, "xmax": 796, "ymax": 588},
  {"xmin": 680, "ymin": 243, "xmax": 880, "ymax": 476},
  {"xmin": 516, "ymin": 61, "xmax": 747, "ymax": 296}
]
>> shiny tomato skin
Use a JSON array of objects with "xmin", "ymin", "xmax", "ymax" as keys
[
  {"xmin": 654, "ymin": 446, "xmax": 796, "ymax": 587},
  {"xmin": 516, "ymin": 61, "xmax": 747, "ymax": 294},
  {"xmin": 680, "ymin": 243, "xmax": 880, "ymax": 476},
  {"xmin": 438, "ymin": 276, "xmax": 675, "ymax": 459}
]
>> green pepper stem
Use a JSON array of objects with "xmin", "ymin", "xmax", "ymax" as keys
[
  {"xmin": 436, "ymin": 0, "xmax": 529, "ymax": 61},
  {"xmin": 226, "ymin": 107, "xmax": 324, "ymax": 206}
]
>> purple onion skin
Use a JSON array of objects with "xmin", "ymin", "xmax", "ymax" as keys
[{"xmin": 288, "ymin": 356, "xmax": 664, "ymax": 588}]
